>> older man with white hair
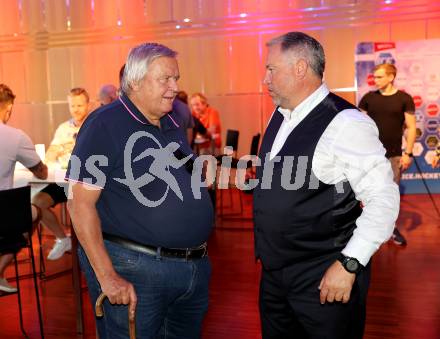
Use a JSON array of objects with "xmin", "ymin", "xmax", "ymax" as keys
[{"xmin": 66, "ymin": 43, "xmax": 214, "ymax": 338}]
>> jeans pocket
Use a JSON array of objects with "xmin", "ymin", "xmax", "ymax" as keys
[{"xmin": 105, "ymin": 241, "xmax": 141, "ymax": 271}]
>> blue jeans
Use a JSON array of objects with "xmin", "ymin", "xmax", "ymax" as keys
[{"xmin": 78, "ymin": 240, "xmax": 211, "ymax": 339}]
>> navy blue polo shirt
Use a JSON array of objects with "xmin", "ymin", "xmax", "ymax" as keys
[{"xmin": 66, "ymin": 94, "xmax": 214, "ymax": 248}]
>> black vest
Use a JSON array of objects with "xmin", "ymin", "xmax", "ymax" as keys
[{"xmin": 254, "ymin": 93, "xmax": 362, "ymax": 270}]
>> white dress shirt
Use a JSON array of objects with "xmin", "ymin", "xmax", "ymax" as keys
[{"xmin": 269, "ymin": 83, "xmax": 399, "ymax": 266}]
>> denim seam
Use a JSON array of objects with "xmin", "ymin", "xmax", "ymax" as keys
[{"xmin": 175, "ymin": 261, "xmax": 197, "ymax": 302}]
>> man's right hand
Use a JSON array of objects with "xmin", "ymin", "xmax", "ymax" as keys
[{"xmin": 99, "ymin": 271, "xmax": 137, "ymax": 320}]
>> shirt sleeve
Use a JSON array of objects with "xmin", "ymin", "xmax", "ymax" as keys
[
  {"xmin": 16, "ymin": 131, "xmax": 42, "ymax": 169},
  {"xmin": 65, "ymin": 116, "xmax": 116, "ymax": 189},
  {"xmin": 324, "ymin": 109, "xmax": 400, "ymax": 266},
  {"xmin": 358, "ymin": 93, "xmax": 369, "ymax": 111},
  {"xmin": 50, "ymin": 124, "xmax": 66, "ymax": 146},
  {"xmin": 403, "ymin": 93, "xmax": 415, "ymax": 114}
]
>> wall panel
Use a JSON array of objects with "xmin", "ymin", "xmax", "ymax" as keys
[
  {"xmin": 0, "ymin": 0, "xmax": 439, "ymax": 147},
  {"xmin": 47, "ymin": 48, "xmax": 72, "ymax": 101},
  {"xmin": 321, "ymin": 27, "xmax": 356, "ymax": 89},
  {"xmin": 229, "ymin": 35, "xmax": 260, "ymax": 94},
  {"xmin": 427, "ymin": 18, "xmax": 440, "ymax": 39},
  {"xmin": 199, "ymin": 37, "xmax": 230, "ymax": 95},
  {"xmin": 0, "ymin": 1, "xmax": 20, "ymax": 36},
  {"xmin": 24, "ymin": 50, "xmax": 48, "ymax": 103},
  {"xmin": 2, "ymin": 52, "xmax": 26, "ymax": 101},
  {"xmin": 391, "ymin": 20, "xmax": 426, "ymax": 41},
  {"xmin": 353, "ymin": 23, "xmax": 391, "ymax": 44},
  {"xmin": 45, "ymin": 0, "xmax": 68, "ymax": 32},
  {"xmin": 21, "ymin": 0, "xmax": 45, "ymax": 33}
]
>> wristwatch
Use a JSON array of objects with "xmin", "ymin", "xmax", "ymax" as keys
[
  {"xmin": 337, "ymin": 254, "xmax": 363, "ymax": 274},
  {"xmin": 403, "ymin": 151, "xmax": 413, "ymax": 157}
]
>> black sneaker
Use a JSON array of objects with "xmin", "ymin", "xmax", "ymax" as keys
[{"xmin": 391, "ymin": 228, "xmax": 407, "ymax": 246}]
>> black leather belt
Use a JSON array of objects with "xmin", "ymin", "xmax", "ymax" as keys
[{"xmin": 103, "ymin": 233, "xmax": 207, "ymax": 260}]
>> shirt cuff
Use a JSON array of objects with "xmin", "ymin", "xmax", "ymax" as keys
[{"xmin": 341, "ymin": 235, "xmax": 382, "ymax": 267}]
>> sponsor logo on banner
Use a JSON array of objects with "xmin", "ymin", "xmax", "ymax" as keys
[
  {"xmin": 425, "ymin": 150, "xmax": 438, "ymax": 165},
  {"xmin": 409, "ymin": 62, "xmax": 423, "ymax": 76},
  {"xmin": 374, "ymin": 42, "xmax": 396, "ymax": 51},
  {"xmin": 426, "ymin": 135, "xmax": 439, "ymax": 148},
  {"xmin": 426, "ymin": 103, "xmax": 439, "ymax": 117},
  {"xmin": 427, "ymin": 88, "xmax": 440, "ymax": 101},
  {"xmin": 367, "ymin": 74, "xmax": 375, "ymax": 86},
  {"xmin": 426, "ymin": 119, "xmax": 439, "ymax": 133},
  {"xmin": 412, "ymin": 142, "xmax": 424, "ymax": 157},
  {"xmin": 413, "ymin": 95, "xmax": 423, "ymax": 108},
  {"xmin": 409, "ymin": 79, "xmax": 424, "ymax": 94},
  {"xmin": 395, "ymin": 72, "xmax": 408, "ymax": 88},
  {"xmin": 426, "ymin": 73, "xmax": 440, "ymax": 84}
]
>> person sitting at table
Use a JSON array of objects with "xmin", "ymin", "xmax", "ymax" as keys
[
  {"xmin": 189, "ymin": 92, "xmax": 222, "ymax": 155},
  {"xmin": 98, "ymin": 84, "xmax": 118, "ymax": 106},
  {"xmin": 32, "ymin": 87, "xmax": 90, "ymax": 260},
  {"xmin": 0, "ymin": 83, "xmax": 48, "ymax": 292}
]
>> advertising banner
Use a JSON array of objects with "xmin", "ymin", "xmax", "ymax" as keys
[{"xmin": 355, "ymin": 40, "xmax": 440, "ymax": 194}]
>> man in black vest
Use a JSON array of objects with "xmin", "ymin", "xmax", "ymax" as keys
[{"xmin": 253, "ymin": 32, "xmax": 400, "ymax": 339}]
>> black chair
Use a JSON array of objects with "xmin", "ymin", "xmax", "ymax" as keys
[
  {"xmin": 0, "ymin": 186, "xmax": 44, "ymax": 338},
  {"xmin": 216, "ymin": 129, "xmax": 240, "ymax": 162},
  {"xmin": 224, "ymin": 129, "xmax": 239, "ymax": 158},
  {"xmin": 217, "ymin": 132, "xmax": 260, "ymax": 218},
  {"xmin": 250, "ymin": 133, "xmax": 261, "ymax": 157}
]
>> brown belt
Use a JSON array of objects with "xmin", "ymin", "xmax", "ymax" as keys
[{"xmin": 102, "ymin": 232, "xmax": 207, "ymax": 260}]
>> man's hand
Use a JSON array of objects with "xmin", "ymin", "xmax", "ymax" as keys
[
  {"xmin": 318, "ymin": 261, "xmax": 356, "ymax": 304},
  {"xmin": 400, "ymin": 153, "xmax": 413, "ymax": 171},
  {"xmin": 99, "ymin": 271, "xmax": 137, "ymax": 320}
]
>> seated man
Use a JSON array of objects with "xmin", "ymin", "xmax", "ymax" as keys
[
  {"xmin": 98, "ymin": 84, "xmax": 118, "ymax": 106},
  {"xmin": 189, "ymin": 92, "xmax": 222, "ymax": 155},
  {"xmin": 32, "ymin": 87, "xmax": 90, "ymax": 260},
  {"xmin": 0, "ymin": 83, "xmax": 48, "ymax": 292}
]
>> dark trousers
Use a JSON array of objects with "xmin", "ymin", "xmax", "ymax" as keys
[{"xmin": 259, "ymin": 257, "xmax": 371, "ymax": 339}]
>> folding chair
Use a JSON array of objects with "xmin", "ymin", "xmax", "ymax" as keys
[{"xmin": 0, "ymin": 186, "xmax": 44, "ymax": 338}]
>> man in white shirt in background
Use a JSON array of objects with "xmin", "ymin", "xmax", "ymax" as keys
[
  {"xmin": 32, "ymin": 87, "xmax": 90, "ymax": 260},
  {"xmin": 0, "ymin": 84, "xmax": 48, "ymax": 292},
  {"xmin": 253, "ymin": 32, "xmax": 400, "ymax": 339}
]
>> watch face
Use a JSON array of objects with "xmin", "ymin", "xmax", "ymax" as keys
[{"xmin": 346, "ymin": 259, "xmax": 359, "ymax": 273}]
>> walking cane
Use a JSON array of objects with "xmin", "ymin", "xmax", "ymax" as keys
[{"xmin": 95, "ymin": 292, "xmax": 136, "ymax": 339}]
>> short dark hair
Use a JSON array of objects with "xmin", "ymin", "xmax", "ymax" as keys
[
  {"xmin": 0, "ymin": 84, "xmax": 16, "ymax": 107},
  {"xmin": 176, "ymin": 90, "xmax": 188, "ymax": 104},
  {"xmin": 69, "ymin": 87, "xmax": 90, "ymax": 102},
  {"xmin": 267, "ymin": 32, "xmax": 325, "ymax": 78}
]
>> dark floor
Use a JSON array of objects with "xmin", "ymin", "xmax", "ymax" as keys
[{"xmin": 0, "ymin": 192, "xmax": 439, "ymax": 338}]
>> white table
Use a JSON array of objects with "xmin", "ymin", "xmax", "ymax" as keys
[
  {"xmin": 13, "ymin": 167, "xmax": 84, "ymax": 334},
  {"xmin": 13, "ymin": 168, "xmax": 67, "ymax": 196}
]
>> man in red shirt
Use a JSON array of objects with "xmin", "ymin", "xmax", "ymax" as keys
[{"xmin": 189, "ymin": 93, "xmax": 222, "ymax": 155}]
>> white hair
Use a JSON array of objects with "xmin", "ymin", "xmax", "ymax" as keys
[{"xmin": 121, "ymin": 43, "xmax": 177, "ymax": 94}]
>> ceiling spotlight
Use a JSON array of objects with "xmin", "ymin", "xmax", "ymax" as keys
[
  {"xmin": 183, "ymin": 18, "xmax": 191, "ymax": 23},
  {"xmin": 239, "ymin": 13, "xmax": 247, "ymax": 18},
  {"xmin": 176, "ymin": 25, "xmax": 181, "ymax": 29}
]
